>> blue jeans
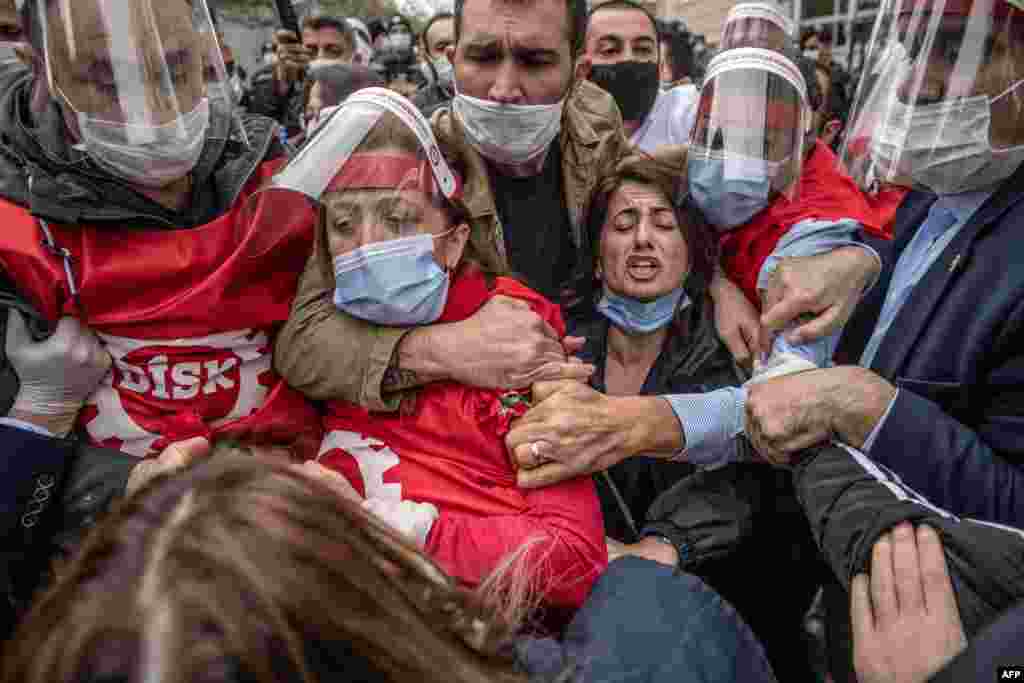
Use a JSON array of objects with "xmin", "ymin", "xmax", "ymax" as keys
[{"xmin": 519, "ymin": 556, "xmax": 777, "ymax": 683}]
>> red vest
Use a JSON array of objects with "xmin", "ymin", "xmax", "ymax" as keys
[
  {"xmin": 0, "ymin": 160, "xmax": 322, "ymax": 458},
  {"xmin": 318, "ymin": 270, "xmax": 606, "ymax": 608},
  {"xmin": 719, "ymin": 141, "xmax": 898, "ymax": 307}
]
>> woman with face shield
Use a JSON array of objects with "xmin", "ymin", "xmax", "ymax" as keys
[
  {"xmin": 260, "ymin": 89, "xmax": 606, "ymax": 614},
  {"xmin": 687, "ymin": 48, "xmax": 886, "ymax": 377}
]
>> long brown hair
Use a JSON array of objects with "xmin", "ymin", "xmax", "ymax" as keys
[
  {"xmin": 315, "ymin": 110, "xmax": 504, "ymax": 283},
  {"xmin": 1, "ymin": 456, "xmax": 531, "ymax": 683},
  {"xmin": 587, "ymin": 150, "xmax": 717, "ymax": 295}
]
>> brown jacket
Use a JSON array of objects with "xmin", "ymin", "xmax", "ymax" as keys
[{"xmin": 273, "ymin": 80, "xmax": 632, "ymax": 410}]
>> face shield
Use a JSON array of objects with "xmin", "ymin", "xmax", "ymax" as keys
[
  {"xmin": 40, "ymin": 0, "xmax": 246, "ymax": 186},
  {"xmin": 840, "ymin": 0, "xmax": 1024, "ymax": 194},
  {"xmin": 197, "ymin": 23, "xmax": 250, "ymax": 146},
  {"xmin": 689, "ymin": 48, "xmax": 810, "ymax": 203},
  {"xmin": 720, "ymin": 2, "xmax": 796, "ymax": 50},
  {"xmin": 248, "ymin": 88, "xmax": 464, "ymax": 326},
  {"xmin": 242, "ymin": 86, "xmax": 463, "ymax": 281}
]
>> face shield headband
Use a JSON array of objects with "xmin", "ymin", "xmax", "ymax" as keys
[
  {"xmin": 293, "ymin": 87, "xmax": 463, "ymax": 203},
  {"xmin": 723, "ymin": 3, "xmax": 797, "ymax": 38},
  {"xmin": 690, "ymin": 48, "xmax": 812, "ymax": 162}
]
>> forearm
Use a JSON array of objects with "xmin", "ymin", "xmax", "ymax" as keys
[
  {"xmin": 618, "ymin": 395, "xmax": 687, "ymax": 458},
  {"xmin": 827, "ymin": 367, "xmax": 897, "ymax": 449},
  {"xmin": 274, "ymin": 254, "xmax": 408, "ymax": 409},
  {"xmin": 383, "ymin": 326, "xmax": 453, "ymax": 394},
  {"xmin": 759, "ymin": 219, "xmax": 875, "ymax": 292}
]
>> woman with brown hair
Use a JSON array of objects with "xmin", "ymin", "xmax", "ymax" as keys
[
  {"xmin": 572, "ymin": 151, "xmax": 742, "ymax": 547},
  {"xmin": 2, "ymin": 452, "xmax": 777, "ymax": 683},
  {"xmin": 570, "ymin": 151, "xmax": 821, "ymax": 681},
  {"xmin": 263, "ymin": 88, "xmax": 606, "ymax": 613}
]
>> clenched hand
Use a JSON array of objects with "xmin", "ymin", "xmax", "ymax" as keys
[{"xmin": 437, "ymin": 295, "xmax": 594, "ymax": 390}]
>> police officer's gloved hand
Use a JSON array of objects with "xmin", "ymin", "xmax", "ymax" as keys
[{"xmin": 6, "ymin": 309, "xmax": 112, "ymax": 437}]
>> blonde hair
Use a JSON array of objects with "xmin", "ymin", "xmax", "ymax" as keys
[{"xmin": 2, "ymin": 456, "xmax": 532, "ymax": 683}]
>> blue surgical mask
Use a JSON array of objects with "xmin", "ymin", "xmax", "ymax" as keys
[
  {"xmin": 687, "ymin": 156, "xmax": 773, "ymax": 230},
  {"xmin": 597, "ymin": 285, "xmax": 689, "ymax": 335},
  {"xmin": 333, "ymin": 233, "xmax": 451, "ymax": 326}
]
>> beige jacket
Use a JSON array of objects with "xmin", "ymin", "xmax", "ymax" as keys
[{"xmin": 273, "ymin": 80, "xmax": 632, "ymax": 410}]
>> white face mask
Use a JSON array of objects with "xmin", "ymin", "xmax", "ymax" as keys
[
  {"xmin": 872, "ymin": 80, "xmax": 1024, "ymax": 194},
  {"xmin": 452, "ymin": 86, "xmax": 564, "ymax": 166},
  {"xmin": 310, "ymin": 57, "xmax": 350, "ymax": 69},
  {"xmin": 76, "ymin": 98, "xmax": 211, "ymax": 188}
]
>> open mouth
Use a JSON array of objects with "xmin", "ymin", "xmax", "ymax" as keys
[{"xmin": 626, "ymin": 256, "xmax": 661, "ymax": 280}]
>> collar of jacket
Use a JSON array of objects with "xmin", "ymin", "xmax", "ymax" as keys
[{"xmin": 0, "ymin": 66, "xmax": 281, "ymax": 229}]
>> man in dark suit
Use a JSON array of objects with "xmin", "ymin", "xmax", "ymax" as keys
[
  {"xmin": 743, "ymin": 5, "xmax": 1024, "ymax": 679},
  {"xmin": 744, "ymin": 0, "xmax": 1024, "ymax": 528}
]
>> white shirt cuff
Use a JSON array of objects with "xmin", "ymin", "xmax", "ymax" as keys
[
  {"xmin": 861, "ymin": 388, "xmax": 899, "ymax": 454},
  {"xmin": 663, "ymin": 387, "xmax": 747, "ymax": 467},
  {"xmin": 0, "ymin": 417, "xmax": 55, "ymax": 437}
]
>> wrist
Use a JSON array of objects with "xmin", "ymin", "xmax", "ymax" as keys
[
  {"xmin": 623, "ymin": 396, "xmax": 684, "ymax": 457},
  {"xmin": 8, "ymin": 407, "xmax": 77, "ymax": 438},
  {"xmin": 830, "ymin": 367, "xmax": 896, "ymax": 448},
  {"xmin": 836, "ymin": 245, "xmax": 880, "ymax": 286},
  {"xmin": 397, "ymin": 326, "xmax": 451, "ymax": 384}
]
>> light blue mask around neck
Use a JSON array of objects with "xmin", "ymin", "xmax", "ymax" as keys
[{"xmin": 597, "ymin": 284, "xmax": 690, "ymax": 335}]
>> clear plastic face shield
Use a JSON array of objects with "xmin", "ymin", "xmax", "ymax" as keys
[
  {"xmin": 689, "ymin": 48, "xmax": 811, "ymax": 201},
  {"xmin": 840, "ymin": 0, "xmax": 1024, "ymax": 194},
  {"xmin": 241, "ymin": 87, "xmax": 463, "ymax": 262},
  {"xmin": 40, "ymin": 0, "xmax": 249, "ymax": 185},
  {"xmin": 720, "ymin": 3, "xmax": 796, "ymax": 51}
]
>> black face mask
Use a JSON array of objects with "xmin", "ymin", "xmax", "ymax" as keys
[{"xmin": 588, "ymin": 61, "xmax": 660, "ymax": 124}]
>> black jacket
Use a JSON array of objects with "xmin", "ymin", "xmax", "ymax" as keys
[
  {"xmin": 0, "ymin": 64, "xmax": 285, "ymax": 628},
  {"xmin": 572, "ymin": 288, "xmax": 746, "ymax": 542},
  {"xmin": 794, "ymin": 443, "xmax": 1024, "ymax": 640},
  {"xmin": 834, "ymin": 166, "xmax": 1024, "ymax": 526}
]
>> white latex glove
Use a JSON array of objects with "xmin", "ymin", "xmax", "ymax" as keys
[{"xmin": 6, "ymin": 310, "xmax": 111, "ymax": 435}]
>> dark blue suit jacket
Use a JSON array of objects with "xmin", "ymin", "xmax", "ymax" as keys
[
  {"xmin": 837, "ymin": 165, "xmax": 1024, "ymax": 527},
  {"xmin": 0, "ymin": 423, "xmax": 74, "ymax": 638}
]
